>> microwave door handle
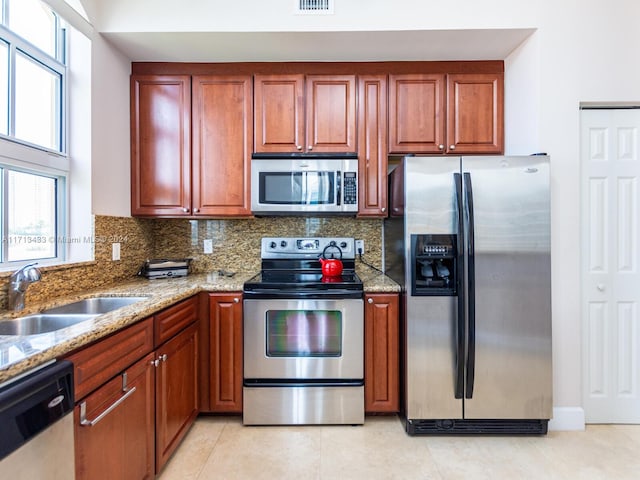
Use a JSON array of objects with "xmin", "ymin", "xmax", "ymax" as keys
[
  {"xmin": 301, "ymin": 171, "xmax": 309, "ymax": 205},
  {"xmin": 336, "ymin": 171, "xmax": 342, "ymax": 206}
]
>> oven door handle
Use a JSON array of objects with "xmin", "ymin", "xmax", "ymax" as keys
[{"xmin": 243, "ymin": 379, "xmax": 364, "ymax": 387}]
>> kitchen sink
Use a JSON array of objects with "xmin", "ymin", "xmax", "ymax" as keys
[
  {"xmin": 43, "ymin": 296, "xmax": 148, "ymax": 315},
  {"xmin": 0, "ymin": 314, "xmax": 98, "ymax": 336},
  {"xmin": 0, "ymin": 296, "xmax": 148, "ymax": 336}
]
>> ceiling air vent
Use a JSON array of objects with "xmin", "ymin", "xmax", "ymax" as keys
[{"xmin": 295, "ymin": 0, "xmax": 334, "ymax": 14}]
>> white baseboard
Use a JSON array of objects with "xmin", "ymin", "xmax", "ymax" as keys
[{"xmin": 548, "ymin": 407, "xmax": 585, "ymax": 431}]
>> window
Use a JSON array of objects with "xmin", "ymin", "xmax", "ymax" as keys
[
  {"xmin": 0, "ymin": 0, "xmax": 67, "ymax": 267},
  {"xmin": 1, "ymin": 0, "xmax": 66, "ymax": 152}
]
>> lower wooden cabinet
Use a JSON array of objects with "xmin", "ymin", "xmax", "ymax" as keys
[
  {"xmin": 155, "ymin": 322, "xmax": 199, "ymax": 471},
  {"xmin": 74, "ymin": 352, "xmax": 155, "ymax": 480},
  {"xmin": 208, "ymin": 293, "xmax": 243, "ymax": 412},
  {"xmin": 69, "ymin": 296, "xmax": 199, "ymax": 478},
  {"xmin": 365, "ymin": 293, "xmax": 400, "ymax": 413}
]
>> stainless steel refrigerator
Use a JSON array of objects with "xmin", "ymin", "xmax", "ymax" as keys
[{"xmin": 384, "ymin": 155, "xmax": 552, "ymax": 434}]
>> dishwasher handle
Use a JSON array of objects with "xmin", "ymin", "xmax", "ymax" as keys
[
  {"xmin": 79, "ymin": 386, "xmax": 136, "ymax": 427},
  {"xmin": 79, "ymin": 371, "xmax": 136, "ymax": 427}
]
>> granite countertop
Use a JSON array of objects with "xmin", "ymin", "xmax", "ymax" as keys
[{"xmin": 0, "ymin": 268, "xmax": 399, "ymax": 385}]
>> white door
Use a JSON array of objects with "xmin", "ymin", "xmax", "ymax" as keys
[{"xmin": 581, "ymin": 107, "xmax": 640, "ymax": 423}]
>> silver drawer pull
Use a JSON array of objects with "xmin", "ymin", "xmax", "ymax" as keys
[{"xmin": 79, "ymin": 386, "xmax": 137, "ymax": 427}]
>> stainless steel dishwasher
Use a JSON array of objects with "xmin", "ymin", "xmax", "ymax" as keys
[{"xmin": 0, "ymin": 360, "xmax": 75, "ymax": 479}]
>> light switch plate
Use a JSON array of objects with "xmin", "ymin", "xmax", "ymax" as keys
[
  {"xmin": 355, "ymin": 239, "xmax": 364, "ymax": 254},
  {"xmin": 112, "ymin": 242, "xmax": 121, "ymax": 261},
  {"xmin": 203, "ymin": 239, "xmax": 213, "ymax": 254}
]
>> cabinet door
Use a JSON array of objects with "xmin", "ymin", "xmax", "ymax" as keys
[
  {"xmin": 254, "ymin": 74, "xmax": 305, "ymax": 153},
  {"xmin": 357, "ymin": 75, "xmax": 388, "ymax": 217},
  {"xmin": 192, "ymin": 75, "xmax": 253, "ymax": 216},
  {"xmin": 75, "ymin": 353, "xmax": 155, "ymax": 480},
  {"xmin": 131, "ymin": 75, "xmax": 191, "ymax": 216},
  {"xmin": 446, "ymin": 73, "xmax": 504, "ymax": 154},
  {"xmin": 209, "ymin": 293, "xmax": 243, "ymax": 412},
  {"xmin": 365, "ymin": 293, "xmax": 399, "ymax": 413},
  {"xmin": 389, "ymin": 74, "xmax": 445, "ymax": 154},
  {"xmin": 155, "ymin": 323, "xmax": 199, "ymax": 471},
  {"xmin": 305, "ymin": 75, "xmax": 357, "ymax": 153}
]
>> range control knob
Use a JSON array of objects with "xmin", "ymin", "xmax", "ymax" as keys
[
  {"xmin": 280, "ymin": 240, "xmax": 287, "ymax": 248},
  {"xmin": 339, "ymin": 241, "xmax": 347, "ymax": 249},
  {"xmin": 269, "ymin": 241, "xmax": 277, "ymax": 249}
]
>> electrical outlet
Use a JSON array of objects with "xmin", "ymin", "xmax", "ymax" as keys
[
  {"xmin": 355, "ymin": 239, "xmax": 365, "ymax": 254},
  {"xmin": 203, "ymin": 239, "xmax": 213, "ymax": 254},
  {"xmin": 112, "ymin": 242, "xmax": 121, "ymax": 261}
]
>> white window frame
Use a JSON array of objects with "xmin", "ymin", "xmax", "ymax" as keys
[{"xmin": 0, "ymin": 0, "xmax": 68, "ymax": 268}]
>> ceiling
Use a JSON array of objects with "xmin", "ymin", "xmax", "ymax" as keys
[{"xmin": 102, "ymin": 28, "xmax": 536, "ymax": 62}]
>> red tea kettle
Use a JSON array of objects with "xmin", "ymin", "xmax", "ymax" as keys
[{"xmin": 319, "ymin": 242, "xmax": 343, "ymax": 277}]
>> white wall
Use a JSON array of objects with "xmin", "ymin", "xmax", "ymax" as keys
[
  {"xmin": 90, "ymin": 34, "xmax": 131, "ymax": 217},
  {"xmin": 85, "ymin": 0, "xmax": 640, "ymax": 427}
]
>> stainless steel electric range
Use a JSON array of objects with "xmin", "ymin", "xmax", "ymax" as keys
[{"xmin": 243, "ymin": 237, "xmax": 364, "ymax": 425}]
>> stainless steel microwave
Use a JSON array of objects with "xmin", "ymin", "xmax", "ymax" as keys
[{"xmin": 251, "ymin": 155, "xmax": 358, "ymax": 215}]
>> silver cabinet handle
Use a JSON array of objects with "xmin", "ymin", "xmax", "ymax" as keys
[
  {"xmin": 79, "ymin": 386, "xmax": 137, "ymax": 427},
  {"xmin": 296, "ymin": 145, "xmax": 302, "ymax": 150},
  {"xmin": 367, "ymin": 298, "xmax": 373, "ymax": 304},
  {"xmin": 308, "ymin": 146, "xmax": 313, "ymax": 150},
  {"xmin": 151, "ymin": 359, "xmax": 159, "ymax": 367},
  {"xmin": 193, "ymin": 208, "xmax": 199, "ymax": 213},
  {"xmin": 450, "ymin": 145, "xmax": 456, "ymax": 150},
  {"xmin": 182, "ymin": 207, "xmax": 189, "ymax": 213},
  {"xmin": 161, "ymin": 354, "xmax": 168, "ymax": 362},
  {"xmin": 381, "ymin": 207, "xmax": 386, "ymax": 212},
  {"xmin": 438, "ymin": 144, "xmax": 444, "ymax": 150},
  {"xmin": 597, "ymin": 284, "xmax": 605, "ymax": 292},
  {"xmin": 234, "ymin": 298, "xmax": 240, "ymax": 303}
]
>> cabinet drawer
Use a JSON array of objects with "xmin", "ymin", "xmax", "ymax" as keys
[
  {"xmin": 68, "ymin": 318, "xmax": 154, "ymax": 401},
  {"xmin": 154, "ymin": 296, "xmax": 199, "ymax": 346}
]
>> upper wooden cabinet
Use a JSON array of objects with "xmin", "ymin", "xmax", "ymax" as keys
[
  {"xmin": 357, "ymin": 75, "xmax": 388, "ymax": 217},
  {"xmin": 254, "ymin": 74, "xmax": 357, "ymax": 153},
  {"xmin": 131, "ymin": 74, "xmax": 252, "ymax": 217},
  {"xmin": 253, "ymin": 75, "xmax": 304, "ymax": 153},
  {"xmin": 131, "ymin": 75, "xmax": 191, "ymax": 216},
  {"xmin": 389, "ymin": 72, "xmax": 503, "ymax": 155},
  {"xmin": 389, "ymin": 74, "xmax": 445, "ymax": 154},
  {"xmin": 446, "ymin": 73, "xmax": 504, "ymax": 154},
  {"xmin": 192, "ymin": 75, "xmax": 252, "ymax": 216}
]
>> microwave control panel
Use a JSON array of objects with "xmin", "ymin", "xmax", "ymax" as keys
[{"xmin": 343, "ymin": 172, "xmax": 357, "ymax": 205}]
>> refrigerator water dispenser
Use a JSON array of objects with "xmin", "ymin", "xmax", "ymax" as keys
[{"xmin": 411, "ymin": 234, "xmax": 458, "ymax": 296}]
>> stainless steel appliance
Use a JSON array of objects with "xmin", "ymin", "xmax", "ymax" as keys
[
  {"xmin": 251, "ymin": 154, "xmax": 358, "ymax": 215},
  {"xmin": 243, "ymin": 237, "xmax": 364, "ymax": 425},
  {"xmin": 0, "ymin": 360, "xmax": 75, "ymax": 478},
  {"xmin": 137, "ymin": 258, "xmax": 191, "ymax": 279},
  {"xmin": 385, "ymin": 155, "xmax": 552, "ymax": 434}
]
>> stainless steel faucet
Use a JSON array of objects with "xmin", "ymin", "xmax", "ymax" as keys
[{"xmin": 8, "ymin": 263, "xmax": 42, "ymax": 311}]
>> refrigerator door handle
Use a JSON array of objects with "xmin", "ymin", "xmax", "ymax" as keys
[
  {"xmin": 454, "ymin": 173, "xmax": 465, "ymax": 399},
  {"xmin": 463, "ymin": 172, "xmax": 476, "ymax": 399}
]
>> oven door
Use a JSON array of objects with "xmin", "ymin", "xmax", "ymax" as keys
[{"xmin": 243, "ymin": 298, "xmax": 363, "ymax": 381}]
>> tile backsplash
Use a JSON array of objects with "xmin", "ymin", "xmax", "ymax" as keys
[
  {"xmin": 0, "ymin": 216, "xmax": 155, "ymax": 311},
  {"xmin": 0, "ymin": 215, "xmax": 382, "ymax": 311},
  {"xmin": 153, "ymin": 216, "xmax": 383, "ymax": 274}
]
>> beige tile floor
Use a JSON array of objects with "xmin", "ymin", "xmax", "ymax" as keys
[{"xmin": 158, "ymin": 415, "xmax": 640, "ymax": 480}]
